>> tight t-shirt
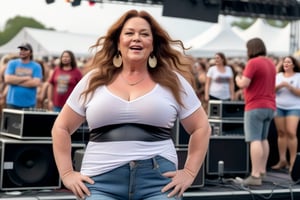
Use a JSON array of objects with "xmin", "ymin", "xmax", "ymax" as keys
[
  {"xmin": 66, "ymin": 70, "xmax": 201, "ymax": 176},
  {"xmin": 206, "ymin": 65, "xmax": 233, "ymax": 100},
  {"xmin": 276, "ymin": 72, "xmax": 300, "ymax": 109},
  {"xmin": 243, "ymin": 57, "xmax": 276, "ymax": 111}
]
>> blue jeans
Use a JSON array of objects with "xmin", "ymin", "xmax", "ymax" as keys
[
  {"xmin": 275, "ymin": 107, "xmax": 300, "ymax": 117},
  {"xmin": 6, "ymin": 104, "xmax": 35, "ymax": 110},
  {"xmin": 84, "ymin": 156, "xmax": 181, "ymax": 200},
  {"xmin": 53, "ymin": 106, "xmax": 62, "ymax": 112}
]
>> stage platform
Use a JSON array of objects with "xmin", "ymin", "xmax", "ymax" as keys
[
  {"xmin": 0, "ymin": 169, "xmax": 299, "ymax": 200},
  {"xmin": 184, "ymin": 169, "xmax": 300, "ymax": 200}
]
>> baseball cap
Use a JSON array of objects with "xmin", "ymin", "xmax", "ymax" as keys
[{"xmin": 18, "ymin": 43, "xmax": 32, "ymax": 51}]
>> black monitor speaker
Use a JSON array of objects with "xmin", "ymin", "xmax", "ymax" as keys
[
  {"xmin": 73, "ymin": 148, "xmax": 85, "ymax": 172},
  {"xmin": 177, "ymin": 147, "xmax": 205, "ymax": 188},
  {"xmin": 206, "ymin": 136, "xmax": 249, "ymax": 175},
  {"xmin": 291, "ymin": 152, "xmax": 300, "ymax": 182},
  {"xmin": 171, "ymin": 119, "xmax": 190, "ymax": 145},
  {"xmin": 0, "ymin": 137, "xmax": 60, "ymax": 191}
]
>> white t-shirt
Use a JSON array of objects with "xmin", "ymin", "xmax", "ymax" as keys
[
  {"xmin": 66, "ymin": 70, "xmax": 201, "ymax": 176},
  {"xmin": 206, "ymin": 65, "xmax": 233, "ymax": 99},
  {"xmin": 276, "ymin": 72, "xmax": 300, "ymax": 109}
]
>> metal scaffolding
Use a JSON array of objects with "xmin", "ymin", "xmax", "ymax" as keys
[{"xmin": 290, "ymin": 20, "xmax": 300, "ymax": 54}]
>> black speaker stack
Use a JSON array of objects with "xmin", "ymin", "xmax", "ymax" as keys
[
  {"xmin": 207, "ymin": 100, "xmax": 249, "ymax": 177},
  {"xmin": 0, "ymin": 108, "xmax": 86, "ymax": 191},
  {"xmin": 291, "ymin": 152, "xmax": 300, "ymax": 182},
  {"xmin": 171, "ymin": 119, "xmax": 205, "ymax": 188},
  {"xmin": 177, "ymin": 147, "xmax": 205, "ymax": 188},
  {"xmin": 208, "ymin": 100, "xmax": 245, "ymax": 136}
]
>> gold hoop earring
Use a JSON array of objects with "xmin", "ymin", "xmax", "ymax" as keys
[
  {"xmin": 113, "ymin": 51, "xmax": 122, "ymax": 68},
  {"xmin": 148, "ymin": 54, "xmax": 157, "ymax": 68}
]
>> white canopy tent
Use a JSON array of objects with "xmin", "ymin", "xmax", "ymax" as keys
[
  {"xmin": 233, "ymin": 18, "xmax": 290, "ymax": 56},
  {"xmin": 270, "ymin": 23, "xmax": 291, "ymax": 56},
  {"xmin": 184, "ymin": 15, "xmax": 247, "ymax": 58},
  {"xmin": 0, "ymin": 27, "xmax": 99, "ymax": 58}
]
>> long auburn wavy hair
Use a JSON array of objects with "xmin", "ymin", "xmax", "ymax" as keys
[{"xmin": 81, "ymin": 9, "xmax": 195, "ymax": 106}]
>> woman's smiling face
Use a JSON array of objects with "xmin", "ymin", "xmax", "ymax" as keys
[
  {"xmin": 118, "ymin": 17, "xmax": 154, "ymax": 65},
  {"xmin": 283, "ymin": 57, "xmax": 294, "ymax": 72}
]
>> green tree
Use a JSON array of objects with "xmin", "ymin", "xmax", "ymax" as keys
[
  {"xmin": 231, "ymin": 17, "xmax": 255, "ymax": 30},
  {"xmin": 0, "ymin": 16, "xmax": 53, "ymax": 46},
  {"xmin": 231, "ymin": 17, "xmax": 289, "ymax": 30}
]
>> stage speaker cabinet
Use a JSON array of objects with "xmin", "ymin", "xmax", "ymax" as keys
[
  {"xmin": 73, "ymin": 148, "xmax": 85, "ymax": 172},
  {"xmin": 60, "ymin": 143, "xmax": 85, "ymax": 190},
  {"xmin": 209, "ymin": 118, "xmax": 244, "ymax": 136},
  {"xmin": 0, "ymin": 108, "xmax": 58, "ymax": 139},
  {"xmin": 206, "ymin": 136, "xmax": 249, "ymax": 175},
  {"xmin": 171, "ymin": 119, "xmax": 190, "ymax": 145},
  {"xmin": 70, "ymin": 143, "xmax": 86, "ymax": 172},
  {"xmin": 208, "ymin": 100, "xmax": 244, "ymax": 119},
  {"xmin": 0, "ymin": 136, "xmax": 60, "ymax": 191},
  {"xmin": 177, "ymin": 147, "xmax": 205, "ymax": 188},
  {"xmin": 71, "ymin": 121, "xmax": 90, "ymax": 144},
  {"xmin": 291, "ymin": 152, "xmax": 300, "ymax": 182}
]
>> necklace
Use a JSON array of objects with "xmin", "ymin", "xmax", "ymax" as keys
[{"xmin": 121, "ymin": 73, "xmax": 146, "ymax": 86}]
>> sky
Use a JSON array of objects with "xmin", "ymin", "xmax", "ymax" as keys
[{"xmin": 0, "ymin": 0, "xmax": 220, "ymax": 42}]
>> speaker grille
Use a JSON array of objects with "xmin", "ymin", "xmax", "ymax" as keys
[{"xmin": 0, "ymin": 138, "xmax": 60, "ymax": 190}]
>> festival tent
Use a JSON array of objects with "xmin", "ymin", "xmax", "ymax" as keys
[
  {"xmin": 0, "ymin": 27, "xmax": 99, "ymax": 58},
  {"xmin": 184, "ymin": 15, "xmax": 247, "ymax": 58},
  {"xmin": 275, "ymin": 23, "xmax": 291, "ymax": 55},
  {"xmin": 233, "ymin": 18, "xmax": 290, "ymax": 56}
]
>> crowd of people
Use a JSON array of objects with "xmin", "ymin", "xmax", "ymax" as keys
[
  {"xmin": 0, "ymin": 9, "xmax": 299, "ymax": 199},
  {"xmin": 192, "ymin": 39, "xmax": 300, "ymax": 187},
  {"xmin": 0, "ymin": 44, "xmax": 88, "ymax": 113}
]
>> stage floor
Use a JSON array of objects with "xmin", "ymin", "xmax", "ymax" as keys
[
  {"xmin": 0, "ymin": 169, "xmax": 299, "ymax": 200},
  {"xmin": 184, "ymin": 168, "xmax": 300, "ymax": 200}
]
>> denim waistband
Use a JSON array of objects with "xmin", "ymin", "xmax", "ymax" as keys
[{"xmin": 89, "ymin": 123, "xmax": 172, "ymax": 142}]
